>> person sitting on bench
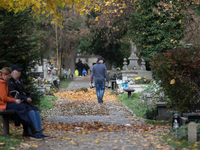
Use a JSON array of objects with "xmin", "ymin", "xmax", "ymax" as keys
[
  {"xmin": 0, "ymin": 67, "xmax": 44, "ymax": 137},
  {"xmin": 8, "ymin": 64, "xmax": 49, "ymax": 140}
]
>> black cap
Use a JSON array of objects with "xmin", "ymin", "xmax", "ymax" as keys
[
  {"xmin": 10, "ymin": 64, "xmax": 23, "ymax": 71},
  {"xmin": 97, "ymin": 56, "xmax": 105, "ymax": 62}
]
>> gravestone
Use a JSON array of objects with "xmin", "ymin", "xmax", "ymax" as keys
[
  {"xmin": 30, "ymin": 72, "xmax": 44, "ymax": 79},
  {"xmin": 188, "ymin": 122, "xmax": 197, "ymax": 142},
  {"xmin": 121, "ymin": 40, "xmax": 152, "ymax": 81}
]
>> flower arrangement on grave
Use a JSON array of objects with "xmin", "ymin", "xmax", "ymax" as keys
[
  {"xmin": 45, "ymin": 85, "xmax": 59, "ymax": 95},
  {"xmin": 44, "ymin": 79, "xmax": 51, "ymax": 84},
  {"xmin": 133, "ymin": 76, "xmax": 153, "ymax": 84},
  {"xmin": 50, "ymin": 60, "xmax": 54, "ymax": 65}
]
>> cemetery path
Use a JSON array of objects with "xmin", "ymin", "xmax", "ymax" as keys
[{"xmin": 17, "ymin": 76, "xmax": 174, "ymax": 150}]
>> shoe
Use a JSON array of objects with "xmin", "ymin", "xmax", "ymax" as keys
[
  {"xmin": 29, "ymin": 124, "xmax": 45, "ymax": 135},
  {"xmin": 23, "ymin": 132, "xmax": 33, "ymax": 137},
  {"xmin": 23, "ymin": 125, "xmax": 32, "ymax": 137},
  {"xmin": 40, "ymin": 135, "xmax": 50, "ymax": 139},
  {"xmin": 30, "ymin": 135, "xmax": 44, "ymax": 140},
  {"xmin": 99, "ymin": 96, "xmax": 103, "ymax": 103}
]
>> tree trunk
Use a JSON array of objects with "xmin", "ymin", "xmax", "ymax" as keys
[
  {"xmin": 58, "ymin": 18, "xmax": 62, "ymax": 75},
  {"xmin": 55, "ymin": 21, "xmax": 60, "ymax": 75}
]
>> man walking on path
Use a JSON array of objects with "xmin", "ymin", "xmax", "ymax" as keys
[{"xmin": 90, "ymin": 57, "xmax": 109, "ymax": 103}]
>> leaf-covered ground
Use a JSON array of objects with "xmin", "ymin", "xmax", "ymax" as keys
[
  {"xmin": 1, "ymin": 78, "xmax": 173, "ymax": 149},
  {"xmin": 42, "ymin": 88, "xmax": 133, "ymax": 118}
]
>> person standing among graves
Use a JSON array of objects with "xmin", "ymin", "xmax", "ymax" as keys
[
  {"xmin": 84, "ymin": 63, "xmax": 90, "ymax": 74},
  {"xmin": 8, "ymin": 64, "xmax": 49, "ymax": 140},
  {"xmin": 75, "ymin": 59, "xmax": 81, "ymax": 70},
  {"xmin": 90, "ymin": 57, "xmax": 109, "ymax": 103},
  {"xmin": 0, "ymin": 67, "xmax": 44, "ymax": 138},
  {"xmin": 78, "ymin": 60, "xmax": 84, "ymax": 77}
]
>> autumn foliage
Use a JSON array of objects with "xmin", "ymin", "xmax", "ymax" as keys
[
  {"xmin": 54, "ymin": 88, "xmax": 117, "ymax": 103},
  {"xmin": 151, "ymin": 47, "xmax": 200, "ymax": 113}
]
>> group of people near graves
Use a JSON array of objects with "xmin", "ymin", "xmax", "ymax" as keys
[
  {"xmin": 0, "ymin": 65, "xmax": 49, "ymax": 140},
  {"xmin": 75, "ymin": 59, "xmax": 90, "ymax": 77}
]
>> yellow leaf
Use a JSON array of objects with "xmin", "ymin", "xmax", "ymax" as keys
[
  {"xmin": 62, "ymin": 2, "xmax": 65, "ymax": 7},
  {"xmin": 170, "ymin": 79, "xmax": 175, "ymax": 84},
  {"xmin": 51, "ymin": 20, "xmax": 55, "ymax": 24},
  {"xmin": 0, "ymin": 143, "xmax": 5, "ymax": 146},
  {"xmin": 42, "ymin": 10, "xmax": 45, "ymax": 14},
  {"xmin": 95, "ymin": 140, "xmax": 101, "ymax": 143},
  {"xmin": 95, "ymin": 17, "xmax": 99, "ymax": 21},
  {"xmin": 80, "ymin": 11, "xmax": 84, "ymax": 15},
  {"xmin": 22, "ymin": 56, "xmax": 26, "ymax": 60},
  {"xmin": 120, "ymin": 10, "xmax": 123, "ymax": 13},
  {"xmin": 98, "ymin": 128, "xmax": 103, "ymax": 131},
  {"xmin": 64, "ymin": 137, "xmax": 72, "ymax": 141},
  {"xmin": 46, "ymin": 14, "xmax": 49, "ymax": 18}
]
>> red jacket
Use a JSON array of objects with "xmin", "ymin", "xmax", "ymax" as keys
[{"xmin": 0, "ymin": 76, "xmax": 15, "ymax": 111}]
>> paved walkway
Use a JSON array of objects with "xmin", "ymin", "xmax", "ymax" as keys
[
  {"xmin": 17, "ymin": 76, "xmax": 174, "ymax": 150},
  {"xmin": 49, "ymin": 76, "xmax": 145, "ymax": 125},
  {"xmin": 60, "ymin": 76, "xmax": 90, "ymax": 90}
]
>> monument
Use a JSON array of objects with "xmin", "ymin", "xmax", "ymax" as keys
[{"xmin": 121, "ymin": 40, "xmax": 152, "ymax": 82}]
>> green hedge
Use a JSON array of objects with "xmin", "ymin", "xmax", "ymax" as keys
[{"xmin": 151, "ymin": 47, "xmax": 200, "ymax": 113}]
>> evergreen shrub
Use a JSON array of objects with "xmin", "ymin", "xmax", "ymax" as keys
[
  {"xmin": 151, "ymin": 47, "xmax": 200, "ymax": 113},
  {"xmin": 24, "ymin": 83, "xmax": 44, "ymax": 106}
]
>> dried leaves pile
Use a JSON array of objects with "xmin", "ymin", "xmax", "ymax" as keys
[
  {"xmin": 42, "ymin": 121, "xmax": 171, "ymax": 133},
  {"xmin": 48, "ymin": 88, "xmax": 132, "ymax": 116},
  {"xmin": 54, "ymin": 88, "xmax": 117, "ymax": 102}
]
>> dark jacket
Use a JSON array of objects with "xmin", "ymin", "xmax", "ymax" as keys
[
  {"xmin": 90, "ymin": 62, "xmax": 109, "ymax": 82},
  {"xmin": 8, "ymin": 77, "xmax": 38, "ymax": 111}
]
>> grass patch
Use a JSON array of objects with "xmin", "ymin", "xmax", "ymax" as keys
[
  {"xmin": 59, "ymin": 78, "xmax": 73, "ymax": 88},
  {"xmin": 162, "ymin": 135, "xmax": 200, "ymax": 149},
  {"xmin": 118, "ymin": 93, "xmax": 148, "ymax": 118},
  {"xmin": 0, "ymin": 134, "xmax": 21, "ymax": 150},
  {"xmin": 145, "ymin": 119, "xmax": 171, "ymax": 126},
  {"xmin": 39, "ymin": 96, "xmax": 58, "ymax": 117},
  {"xmin": 39, "ymin": 96, "xmax": 57, "ymax": 110},
  {"xmin": 118, "ymin": 92, "xmax": 170, "ymax": 126}
]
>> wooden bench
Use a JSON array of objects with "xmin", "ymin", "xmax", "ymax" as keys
[
  {"xmin": 0, "ymin": 110, "xmax": 15, "ymax": 135},
  {"xmin": 123, "ymin": 88, "xmax": 135, "ymax": 98}
]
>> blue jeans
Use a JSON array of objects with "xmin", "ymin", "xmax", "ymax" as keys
[
  {"xmin": 95, "ymin": 80, "xmax": 105, "ymax": 103},
  {"xmin": 28, "ymin": 110, "xmax": 44, "ymax": 136}
]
